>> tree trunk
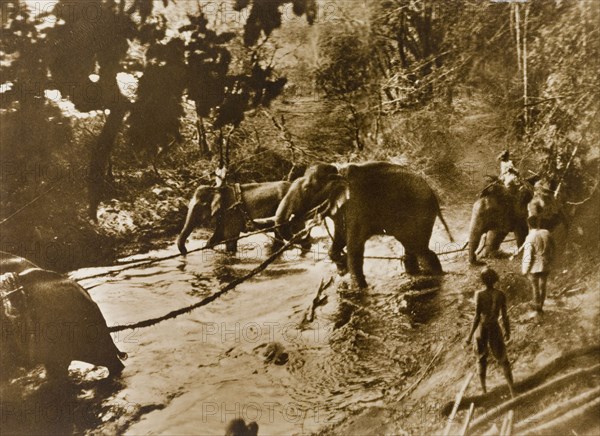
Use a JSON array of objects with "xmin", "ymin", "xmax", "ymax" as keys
[
  {"xmin": 88, "ymin": 101, "xmax": 128, "ymax": 220},
  {"xmin": 522, "ymin": 3, "xmax": 530, "ymax": 129},
  {"xmin": 514, "ymin": 3, "xmax": 522, "ymax": 72},
  {"xmin": 196, "ymin": 112, "xmax": 211, "ymax": 156}
]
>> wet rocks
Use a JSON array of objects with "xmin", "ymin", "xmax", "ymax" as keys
[{"xmin": 260, "ymin": 342, "xmax": 289, "ymax": 366}]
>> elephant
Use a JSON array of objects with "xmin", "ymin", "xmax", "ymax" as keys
[
  {"xmin": 527, "ymin": 180, "xmax": 569, "ymax": 231},
  {"xmin": 0, "ymin": 253, "xmax": 127, "ymax": 381},
  {"xmin": 273, "ymin": 162, "xmax": 455, "ymax": 288},
  {"xmin": 176, "ymin": 181, "xmax": 292, "ymax": 254},
  {"xmin": 468, "ymin": 177, "xmax": 536, "ymax": 265},
  {"xmin": 0, "ymin": 251, "xmax": 38, "ymax": 274}
]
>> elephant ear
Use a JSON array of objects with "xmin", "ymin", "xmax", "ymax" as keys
[
  {"xmin": 328, "ymin": 183, "xmax": 350, "ymax": 216},
  {"xmin": 210, "ymin": 191, "xmax": 222, "ymax": 218}
]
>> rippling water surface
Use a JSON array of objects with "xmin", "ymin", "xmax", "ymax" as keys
[{"xmin": 3, "ymin": 217, "xmax": 462, "ymax": 435}]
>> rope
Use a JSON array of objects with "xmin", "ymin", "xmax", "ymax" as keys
[
  {"xmin": 95, "ymin": 198, "xmax": 518, "ymax": 332},
  {"xmin": 107, "ymin": 224, "xmax": 316, "ymax": 332},
  {"xmin": 361, "ymin": 238, "xmax": 515, "ymax": 261},
  {"xmin": 72, "ymin": 224, "xmax": 284, "ymax": 281},
  {"xmin": 75, "ymin": 197, "xmax": 332, "ymax": 282}
]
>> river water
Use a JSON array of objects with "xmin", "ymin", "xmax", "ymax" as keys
[{"xmin": 2, "ymin": 214, "xmax": 466, "ymax": 435}]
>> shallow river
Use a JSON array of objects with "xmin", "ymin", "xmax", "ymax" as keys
[{"xmin": 3, "ymin": 215, "xmax": 467, "ymax": 435}]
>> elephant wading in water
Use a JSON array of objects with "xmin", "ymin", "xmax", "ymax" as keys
[
  {"xmin": 0, "ymin": 253, "xmax": 127, "ymax": 381},
  {"xmin": 273, "ymin": 162, "xmax": 455, "ymax": 288},
  {"xmin": 468, "ymin": 177, "xmax": 536, "ymax": 265},
  {"xmin": 177, "ymin": 181, "xmax": 292, "ymax": 254}
]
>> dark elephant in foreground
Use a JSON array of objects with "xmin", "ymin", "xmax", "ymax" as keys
[
  {"xmin": 0, "ymin": 251, "xmax": 37, "ymax": 274},
  {"xmin": 468, "ymin": 177, "xmax": 536, "ymax": 265},
  {"xmin": 273, "ymin": 162, "xmax": 455, "ymax": 288},
  {"xmin": 0, "ymin": 253, "xmax": 127, "ymax": 380},
  {"xmin": 177, "ymin": 181, "xmax": 291, "ymax": 254}
]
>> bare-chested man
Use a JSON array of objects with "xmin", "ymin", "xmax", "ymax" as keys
[{"xmin": 465, "ymin": 267, "xmax": 515, "ymax": 397}]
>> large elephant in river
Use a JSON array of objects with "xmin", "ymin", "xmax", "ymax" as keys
[
  {"xmin": 468, "ymin": 177, "xmax": 535, "ymax": 265},
  {"xmin": 177, "ymin": 181, "xmax": 292, "ymax": 254},
  {"xmin": 273, "ymin": 162, "xmax": 455, "ymax": 288},
  {"xmin": 0, "ymin": 253, "xmax": 127, "ymax": 380}
]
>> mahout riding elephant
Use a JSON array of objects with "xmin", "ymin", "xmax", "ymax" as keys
[
  {"xmin": 176, "ymin": 181, "xmax": 292, "ymax": 254},
  {"xmin": 0, "ymin": 253, "xmax": 127, "ymax": 381},
  {"xmin": 273, "ymin": 162, "xmax": 455, "ymax": 288},
  {"xmin": 468, "ymin": 176, "xmax": 536, "ymax": 265}
]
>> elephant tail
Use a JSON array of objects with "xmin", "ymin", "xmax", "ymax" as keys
[
  {"xmin": 437, "ymin": 208, "xmax": 455, "ymax": 243},
  {"xmin": 432, "ymin": 192, "xmax": 454, "ymax": 242}
]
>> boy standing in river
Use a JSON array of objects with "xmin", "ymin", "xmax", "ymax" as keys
[{"xmin": 466, "ymin": 267, "xmax": 516, "ymax": 397}]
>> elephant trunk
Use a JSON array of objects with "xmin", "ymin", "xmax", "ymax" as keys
[
  {"xmin": 274, "ymin": 179, "xmax": 305, "ymax": 240},
  {"xmin": 468, "ymin": 200, "xmax": 484, "ymax": 264},
  {"xmin": 177, "ymin": 198, "xmax": 202, "ymax": 254},
  {"xmin": 176, "ymin": 234, "xmax": 189, "ymax": 255}
]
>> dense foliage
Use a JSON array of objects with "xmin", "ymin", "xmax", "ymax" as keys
[{"xmin": 1, "ymin": 0, "xmax": 598, "ymax": 269}]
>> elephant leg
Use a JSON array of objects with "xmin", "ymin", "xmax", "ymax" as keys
[
  {"xmin": 483, "ymin": 230, "xmax": 508, "ymax": 257},
  {"xmin": 328, "ymin": 216, "xmax": 348, "ymax": 274},
  {"xmin": 468, "ymin": 203, "xmax": 487, "ymax": 265},
  {"xmin": 403, "ymin": 251, "xmax": 420, "ymax": 275},
  {"xmin": 514, "ymin": 221, "xmax": 528, "ymax": 249},
  {"xmin": 45, "ymin": 359, "xmax": 70, "ymax": 380},
  {"xmin": 269, "ymin": 236, "xmax": 284, "ymax": 255},
  {"xmin": 297, "ymin": 237, "xmax": 312, "ymax": 253},
  {"xmin": 206, "ymin": 231, "xmax": 221, "ymax": 248},
  {"xmin": 469, "ymin": 230, "xmax": 486, "ymax": 265},
  {"xmin": 225, "ymin": 239, "xmax": 238, "ymax": 253},
  {"xmin": 421, "ymin": 249, "xmax": 443, "ymax": 275},
  {"xmin": 347, "ymin": 234, "xmax": 367, "ymax": 288},
  {"xmin": 208, "ymin": 210, "xmax": 243, "ymax": 253},
  {"xmin": 104, "ymin": 355, "xmax": 125, "ymax": 376}
]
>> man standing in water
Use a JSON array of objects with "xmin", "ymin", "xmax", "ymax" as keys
[{"xmin": 466, "ymin": 267, "xmax": 516, "ymax": 397}]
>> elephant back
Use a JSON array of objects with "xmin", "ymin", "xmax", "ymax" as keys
[
  {"xmin": 0, "ymin": 252, "xmax": 39, "ymax": 274},
  {"xmin": 345, "ymin": 162, "xmax": 437, "ymax": 204},
  {"xmin": 240, "ymin": 181, "xmax": 291, "ymax": 219},
  {"xmin": 15, "ymin": 269, "xmax": 120, "ymax": 367}
]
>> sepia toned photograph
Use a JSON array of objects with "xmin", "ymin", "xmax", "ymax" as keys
[{"xmin": 1, "ymin": 0, "xmax": 598, "ymax": 434}]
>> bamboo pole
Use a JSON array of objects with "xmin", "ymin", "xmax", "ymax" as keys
[
  {"xmin": 522, "ymin": 396, "xmax": 600, "ymax": 436},
  {"xmin": 459, "ymin": 403, "xmax": 475, "ymax": 436},
  {"xmin": 469, "ymin": 363, "xmax": 600, "ymax": 433},
  {"xmin": 501, "ymin": 410, "xmax": 514, "ymax": 436},
  {"xmin": 443, "ymin": 372, "xmax": 475, "ymax": 436},
  {"xmin": 499, "ymin": 412, "xmax": 510, "ymax": 436},
  {"xmin": 513, "ymin": 386, "xmax": 600, "ymax": 434},
  {"xmin": 441, "ymin": 345, "xmax": 600, "ymax": 415}
]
